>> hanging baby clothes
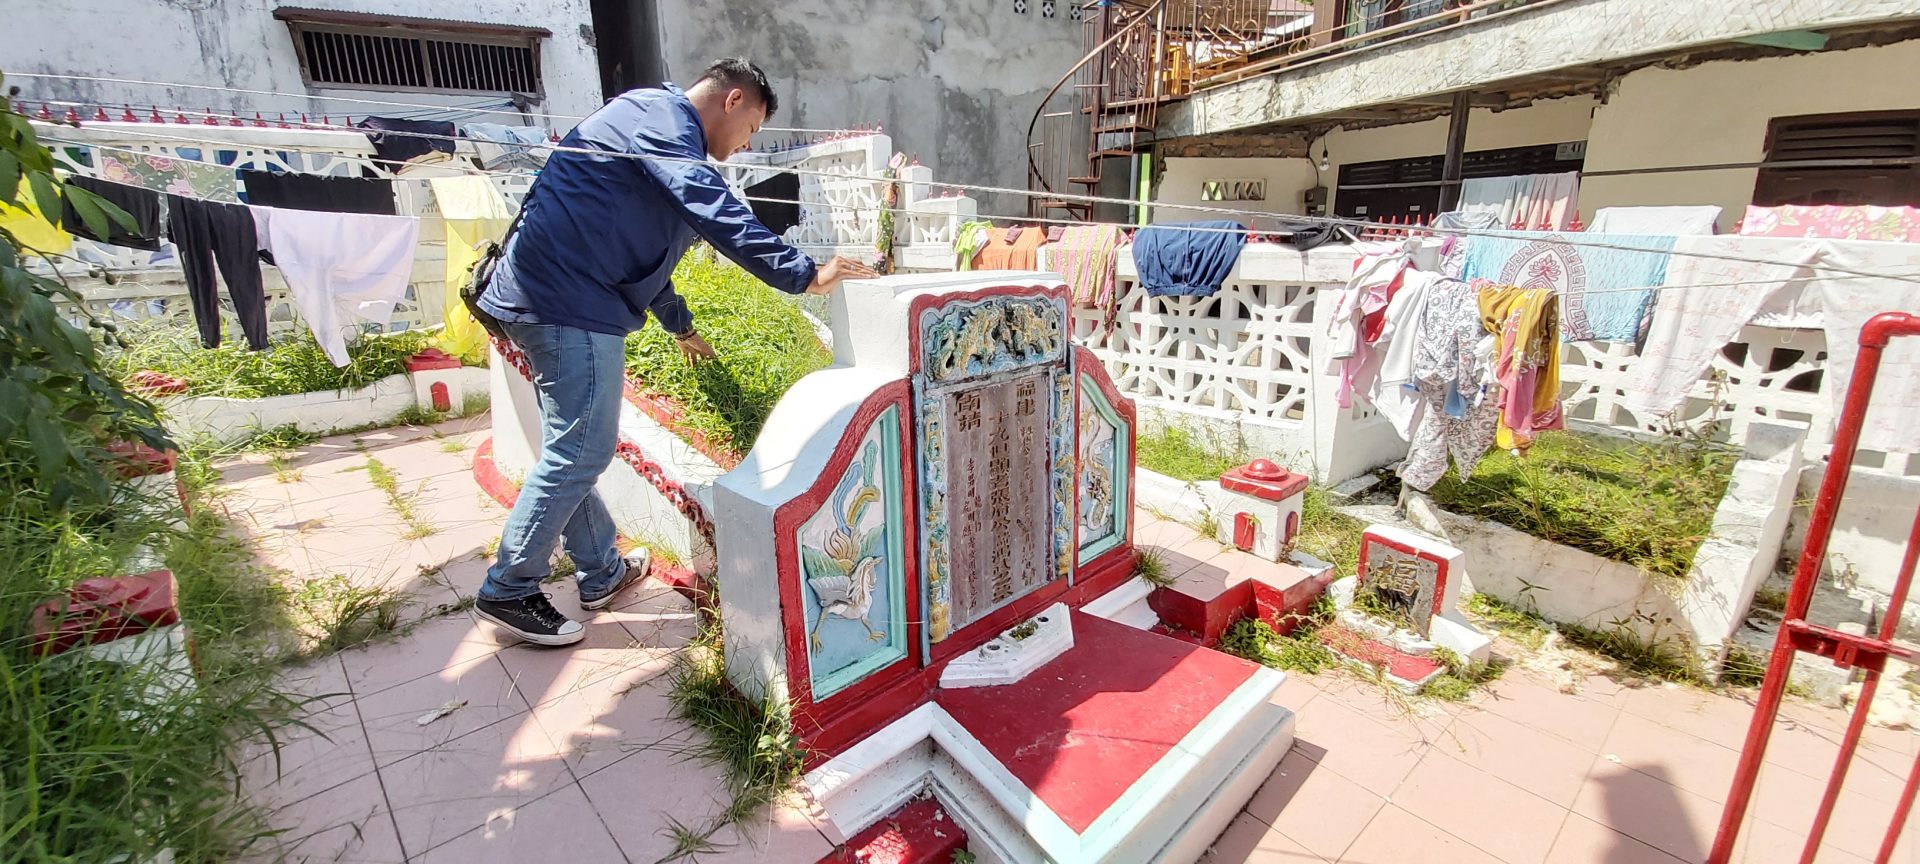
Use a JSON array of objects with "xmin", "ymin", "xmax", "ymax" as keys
[
  {"xmin": 742, "ymin": 171, "xmax": 801, "ymax": 236},
  {"xmin": 1369, "ymin": 269, "xmax": 1443, "ymax": 441},
  {"xmin": 61, "ymin": 177, "xmax": 165, "ymax": 250},
  {"xmin": 97, "ymin": 153, "xmax": 238, "ymax": 203},
  {"xmin": 1055, "ymin": 224, "xmax": 1126, "ymax": 323},
  {"xmin": 251, "ymin": 206, "xmax": 421, "ymax": 367},
  {"xmin": 241, "ymin": 171, "xmax": 397, "ymax": 215},
  {"xmin": 429, "ymin": 177, "xmax": 515, "ymax": 361},
  {"xmin": 1327, "ymin": 240, "xmax": 1419, "ymax": 408},
  {"xmin": 974, "ymin": 225, "xmax": 1046, "ymax": 270},
  {"xmin": 462, "ymin": 123, "xmax": 552, "ymax": 171},
  {"xmin": 953, "ymin": 220, "xmax": 993, "ymax": 271},
  {"xmin": 167, "ymin": 195, "xmax": 268, "ymax": 350},
  {"xmin": 1133, "ymin": 221, "xmax": 1248, "ymax": 298},
  {"xmin": 1478, "ymin": 283, "xmax": 1563, "ymax": 452},
  {"xmin": 1459, "ymin": 232, "xmax": 1673, "ymax": 343},
  {"xmin": 0, "ymin": 179, "xmax": 72, "ymax": 254},
  {"xmin": 1399, "ymin": 277, "xmax": 1501, "ymax": 491}
]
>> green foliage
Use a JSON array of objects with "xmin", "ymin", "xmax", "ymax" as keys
[
  {"xmin": 0, "ymin": 86, "xmax": 169, "ymax": 509},
  {"xmin": 1135, "ymin": 423, "xmax": 1245, "ymax": 482},
  {"xmin": 1427, "ymin": 431, "xmax": 1736, "ymax": 579},
  {"xmin": 664, "ymin": 618, "xmax": 807, "ymax": 843},
  {"xmin": 103, "ymin": 325, "xmax": 460, "ymax": 400},
  {"xmin": 1297, "ymin": 482, "xmax": 1365, "ymax": 578},
  {"xmin": 292, "ymin": 575, "xmax": 406, "ymax": 656},
  {"xmin": 1464, "ymin": 593, "xmax": 1698, "ymax": 683},
  {"xmin": 1220, "ymin": 618, "xmax": 1339, "ymax": 676},
  {"xmin": 625, "ymin": 257, "xmax": 831, "ymax": 455},
  {"xmin": 1133, "ymin": 547, "xmax": 1176, "ymax": 588}
]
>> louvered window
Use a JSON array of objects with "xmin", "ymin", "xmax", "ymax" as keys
[
  {"xmin": 276, "ymin": 8, "xmax": 547, "ymax": 97},
  {"xmin": 1755, "ymin": 112, "xmax": 1920, "ymax": 207}
]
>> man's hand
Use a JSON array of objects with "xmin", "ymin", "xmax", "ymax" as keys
[
  {"xmin": 676, "ymin": 331, "xmax": 717, "ymax": 364},
  {"xmin": 807, "ymin": 256, "xmax": 879, "ymax": 295}
]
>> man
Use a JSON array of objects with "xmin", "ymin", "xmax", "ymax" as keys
[{"xmin": 475, "ymin": 59, "xmax": 875, "ymax": 645}]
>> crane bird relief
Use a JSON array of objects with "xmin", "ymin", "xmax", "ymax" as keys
[{"xmin": 798, "ymin": 430, "xmax": 901, "ymax": 685}]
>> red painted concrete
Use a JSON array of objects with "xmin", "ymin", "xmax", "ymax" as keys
[
  {"xmin": 1318, "ymin": 626, "xmax": 1446, "ymax": 685},
  {"xmin": 31, "ymin": 570, "xmax": 180, "ymax": 656},
  {"xmin": 936, "ymin": 612, "xmax": 1259, "ymax": 834},
  {"xmin": 1252, "ymin": 562, "xmax": 1337, "ymax": 636},
  {"xmin": 817, "ymin": 798, "xmax": 968, "ymax": 864},
  {"xmin": 1219, "ymin": 461, "xmax": 1308, "ymax": 502},
  {"xmin": 470, "ymin": 438, "xmax": 520, "ymax": 509}
]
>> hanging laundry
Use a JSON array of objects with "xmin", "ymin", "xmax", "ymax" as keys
[
  {"xmin": 97, "ymin": 153, "xmax": 238, "ymax": 203},
  {"xmin": 1368, "ymin": 269, "xmax": 1443, "ymax": 441},
  {"xmin": 1055, "ymin": 224, "xmax": 1126, "ymax": 322},
  {"xmin": 1458, "ymin": 172, "xmax": 1579, "ymax": 230},
  {"xmin": 355, "ymin": 117, "xmax": 457, "ymax": 168},
  {"xmin": 1269, "ymin": 218, "xmax": 1343, "ymax": 251},
  {"xmin": 1801, "ymin": 240, "xmax": 1920, "ymax": 454},
  {"xmin": 1326, "ymin": 240, "xmax": 1419, "ymax": 409},
  {"xmin": 1478, "ymin": 283, "xmax": 1563, "ymax": 452},
  {"xmin": 742, "ymin": 171, "xmax": 801, "ymax": 236},
  {"xmin": 167, "ymin": 195, "xmax": 267, "ymax": 350},
  {"xmin": 461, "ymin": 123, "xmax": 552, "ymax": 171},
  {"xmin": 240, "ymin": 170, "xmax": 396, "ymax": 215},
  {"xmin": 1432, "ymin": 211, "xmax": 1504, "ymax": 278},
  {"xmin": 251, "ymin": 206, "xmax": 421, "ymax": 367},
  {"xmin": 953, "ymin": 220, "xmax": 992, "ymax": 271},
  {"xmin": 974, "ymin": 225, "xmax": 1046, "ymax": 270},
  {"xmin": 1133, "ymin": 220, "xmax": 1248, "ymax": 298},
  {"xmin": 1741, "ymin": 204, "xmax": 1920, "ymax": 244},
  {"xmin": 0, "ymin": 179, "xmax": 72, "ymax": 254},
  {"xmin": 1588, "ymin": 206, "xmax": 1722, "ymax": 236},
  {"xmin": 1399, "ymin": 277, "xmax": 1501, "ymax": 491},
  {"xmin": 61, "ymin": 176, "xmax": 164, "ymax": 250},
  {"xmin": 1459, "ymin": 232, "xmax": 1673, "ymax": 343},
  {"xmin": 429, "ymin": 177, "xmax": 515, "ymax": 360}
]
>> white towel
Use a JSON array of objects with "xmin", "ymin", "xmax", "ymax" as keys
[{"xmin": 251, "ymin": 206, "xmax": 421, "ymax": 366}]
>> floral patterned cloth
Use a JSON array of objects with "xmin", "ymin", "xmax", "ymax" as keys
[
  {"xmin": 1399, "ymin": 278, "xmax": 1499, "ymax": 492},
  {"xmin": 1741, "ymin": 205, "xmax": 1920, "ymax": 244},
  {"xmin": 97, "ymin": 153, "xmax": 239, "ymax": 204}
]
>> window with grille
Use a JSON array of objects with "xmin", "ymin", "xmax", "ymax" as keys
[
  {"xmin": 1755, "ymin": 112, "xmax": 1920, "ymax": 207},
  {"xmin": 276, "ymin": 8, "xmax": 547, "ymax": 97}
]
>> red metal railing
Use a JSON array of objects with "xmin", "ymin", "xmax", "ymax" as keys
[{"xmin": 1709, "ymin": 311, "xmax": 1920, "ymax": 864}]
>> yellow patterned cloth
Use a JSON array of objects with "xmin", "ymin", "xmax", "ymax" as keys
[
  {"xmin": 1477, "ymin": 283, "xmax": 1562, "ymax": 451},
  {"xmin": 0, "ymin": 179, "xmax": 72, "ymax": 254}
]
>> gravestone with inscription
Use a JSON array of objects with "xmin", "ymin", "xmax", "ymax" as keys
[{"xmin": 714, "ymin": 273, "xmax": 1294, "ymax": 862}]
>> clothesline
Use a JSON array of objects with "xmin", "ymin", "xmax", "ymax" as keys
[
  {"xmin": 35, "ymin": 101, "xmax": 1920, "ymax": 284},
  {"xmin": 9, "ymin": 72, "xmax": 863, "ymax": 134},
  {"xmin": 34, "ymin": 133, "xmax": 1920, "ymax": 299}
]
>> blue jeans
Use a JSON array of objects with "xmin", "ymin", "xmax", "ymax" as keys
[{"xmin": 480, "ymin": 322, "xmax": 629, "ymax": 602}]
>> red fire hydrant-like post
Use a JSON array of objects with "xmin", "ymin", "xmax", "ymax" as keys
[
  {"xmin": 1215, "ymin": 459, "xmax": 1309, "ymax": 562},
  {"xmin": 406, "ymin": 348, "xmax": 469, "ymax": 416}
]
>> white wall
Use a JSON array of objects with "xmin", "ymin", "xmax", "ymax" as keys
[
  {"xmin": 5, "ymin": 0, "xmax": 603, "ymax": 127},
  {"xmin": 1583, "ymin": 39, "xmax": 1920, "ymax": 232},
  {"xmin": 1152, "ymin": 157, "xmax": 1319, "ymax": 223}
]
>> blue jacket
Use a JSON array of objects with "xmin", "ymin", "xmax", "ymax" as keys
[{"xmin": 480, "ymin": 84, "xmax": 817, "ymax": 335}]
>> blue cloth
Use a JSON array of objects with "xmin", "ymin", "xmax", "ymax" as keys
[
  {"xmin": 480, "ymin": 322, "xmax": 631, "ymax": 602},
  {"xmin": 1134, "ymin": 221, "xmax": 1249, "ymax": 297},
  {"xmin": 480, "ymin": 83, "xmax": 817, "ymax": 337},
  {"xmin": 1459, "ymin": 232, "xmax": 1676, "ymax": 342}
]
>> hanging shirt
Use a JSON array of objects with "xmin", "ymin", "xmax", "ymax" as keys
[
  {"xmin": 481, "ymin": 83, "xmax": 816, "ymax": 337},
  {"xmin": 97, "ymin": 153, "xmax": 238, "ymax": 203},
  {"xmin": 355, "ymin": 117, "xmax": 457, "ymax": 167},
  {"xmin": 61, "ymin": 176, "xmax": 165, "ymax": 250},
  {"xmin": 743, "ymin": 171, "xmax": 801, "ymax": 236},
  {"xmin": 974, "ymin": 225, "xmax": 1046, "ymax": 270},
  {"xmin": 429, "ymin": 177, "xmax": 516, "ymax": 360},
  {"xmin": 953, "ymin": 220, "xmax": 993, "ymax": 271},
  {"xmin": 250, "ymin": 206, "xmax": 421, "ymax": 367},
  {"xmin": 1133, "ymin": 221, "xmax": 1249, "ymax": 298},
  {"xmin": 240, "ymin": 170, "xmax": 397, "ymax": 215}
]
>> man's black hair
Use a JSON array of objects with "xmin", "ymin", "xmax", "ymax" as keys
[{"xmin": 696, "ymin": 58, "xmax": 778, "ymax": 120}]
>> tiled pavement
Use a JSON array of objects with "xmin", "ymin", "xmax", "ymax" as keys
[{"xmin": 230, "ymin": 419, "xmax": 1918, "ymax": 863}]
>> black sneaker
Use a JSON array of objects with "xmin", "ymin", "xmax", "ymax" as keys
[
  {"xmin": 580, "ymin": 548, "xmax": 651, "ymax": 611},
  {"xmin": 474, "ymin": 593, "xmax": 585, "ymax": 646}
]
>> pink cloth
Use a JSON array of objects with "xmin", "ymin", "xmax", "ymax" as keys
[
  {"xmin": 1741, "ymin": 205, "xmax": 1920, "ymax": 244},
  {"xmin": 1054, "ymin": 224, "xmax": 1126, "ymax": 324}
]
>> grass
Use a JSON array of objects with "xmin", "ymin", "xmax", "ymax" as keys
[
  {"xmin": 1133, "ymin": 547, "xmax": 1176, "ymax": 588},
  {"xmin": 1295, "ymin": 482, "xmax": 1366, "ymax": 579},
  {"xmin": 363, "ymin": 455, "xmax": 438, "ymax": 540},
  {"xmin": 658, "ymin": 617, "xmax": 807, "ymax": 857},
  {"xmin": 1427, "ymin": 430, "xmax": 1737, "ymax": 579},
  {"xmin": 292, "ymin": 575, "xmax": 407, "ymax": 656},
  {"xmin": 1135, "ymin": 423, "xmax": 1246, "ymax": 482},
  {"xmin": 1464, "ymin": 593, "xmax": 1699, "ymax": 684},
  {"xmin": 440, "ymin": 438, "xmax": 470, "ymax": 454},
  {"xmin": 1220, "ymin": 618, "xmax": 1340, "ymax": 676},
  {"xmin": 104, "ymin": 325, "xmax": 474, "ymax": 400},
  {"xmin": 625, "ymin": 257, "xmax": 832, "ymax": 457}
]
